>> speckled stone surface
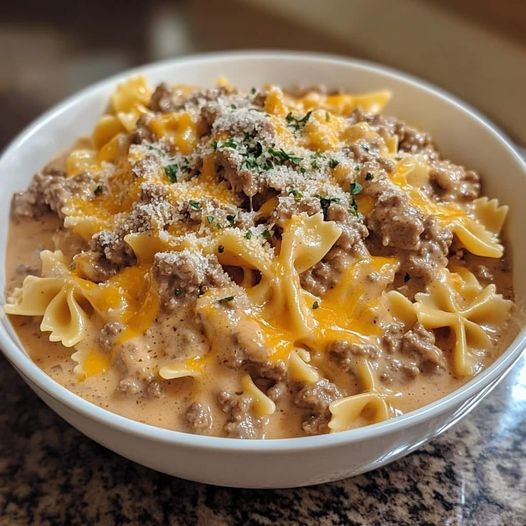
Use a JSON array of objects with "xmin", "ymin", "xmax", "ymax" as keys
[{"xmin": 0, "ymin": 353, "xmax": 524, "ymax": 526}]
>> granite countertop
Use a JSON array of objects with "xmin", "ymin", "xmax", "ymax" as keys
[{"xmin": 0, "ymin": 353, "xmax": 524, "ymax": 526}]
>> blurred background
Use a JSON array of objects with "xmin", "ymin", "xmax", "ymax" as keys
[{"xmin": 1, "ymin": 0, "xmax": 525, "ymax": 149}]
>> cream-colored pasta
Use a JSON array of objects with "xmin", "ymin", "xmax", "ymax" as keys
[
  {"xmin": 288, "ymin": 349, "xmax": 320, "ymax": 385},
  {"xmin": 219, "ymin": 213, "xmax": 341, "ymax": 340},
  {"xmin": 159, "ymin": 363, "xmax": 201, "ymax": 380},
  {"xmin": 241, "ymin": 374, "xmax": 276, "ymax": 417},
  {"xmin": 5, "ymin": 250, "xmax": 126, "ymax": 351},
  {"xmin": 329, "ymin": 393, "xmax": 391, "ymax": 432},
  {"xmin": 414, "ymin": 268, "xmax": 512, "ymax": 376}
]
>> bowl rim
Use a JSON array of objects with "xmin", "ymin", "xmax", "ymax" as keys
[{"xmin": 1, "ymin": 49, "xmax": 525, "ymax": 452}]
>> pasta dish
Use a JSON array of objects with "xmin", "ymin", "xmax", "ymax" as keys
[{"xmin": 4, "ymin": 77, "xmax": 515, "ymax": 438}]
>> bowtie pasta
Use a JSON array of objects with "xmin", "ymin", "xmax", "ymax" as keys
[{"xmin": 4, "ymin": 77, "xmax": 515, "ymax": 438}]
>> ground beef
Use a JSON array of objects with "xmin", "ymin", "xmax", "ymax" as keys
[
  {"xmin": 130, "ymin": 114, "xmax": 154, "ymax": 144},
  {"xmin": 248, "ymin": 360, "xmax": 287, "ymax": 383},
  {"xmin": 11, "ymin": 169, "xmax": 92, "ymax": 220},
  {"xmin": 367, "ymin": 187, "xmax": 425, "ymax": 251},
  {"xmin": 98, "ymin": 321, "xmax": 124, "ymax": 352},
  {"xmin": 117, "ymin": 378, "xmax": 161, "ymax": 398},
  {"xmin": 429, "ymin": 159, "xmax": 481, "ymax": 202},
  {"xmin": 185, "ymin": 402, "xmax": 212, "ymax": 432},
  {"xmin": 218, "ymin": 391, "xmax": 260, "ymax": 439},
  {"xmin": 366, "ymin": 177, "xmax": 452, "ymax": 282},
  {"xmin": 246, "ymin": 360, "xmax": 287, "ymax": 400},
  {"xmin": 215, "ymin": 148, "xmax": 264, "ymax": 197},
  {"xmin": 349, "ymin": 138, "xmax": 395, "ymax": 173},
  {"xmin": 293, "ymin": 379, "xmax": 343, "ymax": 436},
  {"xmin": 380, "ymin": 323, "xmax": 445, "ymax": 383},
  {"xmin": 90, "ymin": 230, "xmax": 136, "ymax": 267},
  {"xmin": 87, "ymin": 183, "xmax": 177, "ymax": 277},
  {"xmin": 179, "ymin": 199, "xmax": 253, "ymax": 230},
  {"xmin": 118, "ymin": 377, "xmax": 143, "ymax": 395},
  {"xmin": 350, "ymin": 109, "xmax": 438, "ymax": 158},
  {"xmin": 405, "ymin": 218, "xmax": 453, "ymax": 281},
  {"xmin": 153, "ymin": 250, "xmax": 230, "ymax": 308},
  {"xmin": 328, "ymin": 340, "xmax": 380, "ymax": 372},
  {"xmin": 120, "ymin": 188, "xmax": 177, "ymax": 233},
  {"xmin": 401, "ymin": 324, "xmax": 446, "ymax": 370},
  {"xmin": 149, "ymin": 82, "xmax": 181, "ymax": 113},
  {"xmin": 270, "ymin": 196, "xmax": 322, "ymax": 227}
]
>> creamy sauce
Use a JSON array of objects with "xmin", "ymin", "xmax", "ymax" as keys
[
  {"xmin": 6, "ymin": 215, "xmax": 517, "ymax": 437},
  {"xmin": 4, "ymin": 78, "xmax": 519, "ymax": 438}
]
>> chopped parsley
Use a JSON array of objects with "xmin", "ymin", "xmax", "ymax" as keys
[
  {"xmin": 348, "ymin": 200, "xmax": 359, "ymax": 217},
  {"xmin": 365, "ymin": 172, "xmax": 374, "ymax": 181},
  {"xmin": 164, "ymin": 164, "xmax": 178, "ymax": 183},
  {"xmin": 288, "ymin": 188, "xmax": 303, "ymax": 201},
  {"xmin": 328, "ymin": 159, "xmax": 339, "ymax": 169},
  {"xmin": 261, "ymin": 159, "xmax": 274, "ymax": 171},
  {"xmin": 311, "ymin": 152, "xmax": 322, "ymax": 169},
  {"xmin": 244, "ymin": 230, "xmax": 253, "ymax": 240},
  {"xmin": 93, "ymin": 185, "xmax": 103, "ymax": 196},
  {"xmin": 354, "ymin": 164, "xmax": 361, "ymax": 172},
  {"xmin": 262, "ymin": 229, "xmax": 272, "ymax": 239},
  {"xmin": 318, "ymin": 195, "xmax": 341, "ymax": 215},
  {"xmin": 286, "ymin": 110, "xmax": 312, "ymax": 131},
  {"xmin": 268, "ymin": 145, "xmax": 303, "ymax": 166},
  {"xmin": 312, "ymin": 301, "xmax": 320, "ymax": 310},
  {"xmin": 189, "ymin": 200, "xmax": 201, "ymax": 210},
  {"xmin": 212, "ymin": 138, "xmax": 237, "ymax": 150},
  {"xmin": 349, "ymin": 182, "xmax": 363, "ymax": 195},
  {"xmin": 218, "ymin": 245, "xmax": 225, "ymax": 253},
  {"xmin": 242, "ymin": 141, "xmax": 264, "ymax": 169},
  {"xmin": 222, "ymin": 138, "xmax": 238, "ymax": 149},
  {"xmin": 226, "ymin": 214, "xmax": 236, "ymax": 227},
  {"xmin": 250, "ymin": 87, "xmax": 257, "ymax": 95},
  {"xmin": 206, "ymin": 215, "xmax": 215, "ymax": 224},
  {"xmin": 219, "ymin": 296, "xmax": 235, "ymax": 305}
]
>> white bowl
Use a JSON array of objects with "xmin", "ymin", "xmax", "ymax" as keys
[{"xmin": 1, "ymin": 51, "xmax": 525, "ymax": 489}]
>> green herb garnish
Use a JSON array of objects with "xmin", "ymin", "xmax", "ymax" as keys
[
  {"xmin": 350, "ymin": 182, "xmax": 363, "ymax": 195},
  {"xmin": 328, "ymin": 159, "xmax": 339, "ymax": 169},
  {"xmin": 206, "ymin": 215, "xmax": 214, "ymax": 224},
  {"xmin": 222, "ymin": 138, "xmax": 237, "ymax": 149},
  {"xmin": 244, "ymin": 230, "xmax": 253, "ymax": 240},
  {"xmin": 226, "ymin": 214, "xmax": 236, "ymax": 227},
  {"xmin": 288, "ymin": 188, "xmax": 303, "ymax": 201},
  {"xmin": 165, "ymin": 164, "xmax": 178, "ymax": 183},
  {"xmin": 286, "ymin": 110, "xmax": 312, "ymax": 131},
  {"xmin": 262, "ymin": 229, "xmax": 272, "ymax": 239},
  {"xmin": 268, "ymin": 145, "xmax": 303, "ymax": 166},
  {"xmin": 318, "ymin": 196, "xmax": 341, "ymax": 214},
  {"xmin": 174, "ymin": 288, "xmax": 183, "ymax": 297},
  {"xmin": 219, "ymin": 296, "xmax": 235, "ymax": 304},
  {"xmin": 365, "ymin": 172, "xmax": 374, "ymax": 181},
  {"xmin": 189, "ymin": 200, "xmax": 201, "ymax": 210}
]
